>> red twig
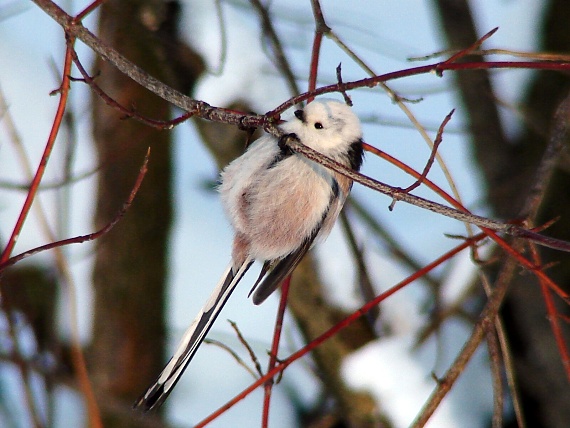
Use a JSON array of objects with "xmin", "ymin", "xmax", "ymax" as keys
[
  {"xmin": 32, "ymin": 0, "xmax": 570, "ymax": 135},
  {"xmin": 364, "ymin": 143, "xmax": 569, "ymax": 300},
  {"xmin": 194, "ymin": 236, "xmax": 480, "ymax": 427},
  {"xmin": 267, "ymin": 59, "xmax": 570, "ymax": 118},
  {"xmin": 74, "ymin": 0, "xmax": 105, "ymax": 22},
  {"xmin": 307, "ymin": 0, "xmax": 329, "ymax": 102},
  {"xmin": 0, "ymin": 148, "xmax": 150, "ymax": 271},
  {"xmin": 261, "ymin": 276, "xmax": 291, "ymax": 427},
  {"xmin": 0, "ymin": 30, "xmax": 104, "ymax": 428},
  {"xmin": 441, "ymin": 27, "xmax": 498, "ymax": 66},
  {"xmin": 307, "ymin": 32, "xmax": 323, "ymax": 104},
  {"xmin": 530, "ymin": 245, "xmax": 570, "ymax": 381},
  {"xmin": 487, "ymin": 229, "xmax": 568, "ymax": 300},
  {"xmin": 402, "ymin": 109, "xmax": 455, "ymax": 193},
  {"xmin": 69, "ymin": 47, "xmax": 189, "ymax": 129},
  {"xmin": 0, "ymin": 36, "xmax": 74, "ymax": 264}
]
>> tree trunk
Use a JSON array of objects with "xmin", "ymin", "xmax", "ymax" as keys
[
  {"xmin": 434, "ymin": 1, "xmax": 570, "ymax": 426},
  {"xmin": 90, "ymin": 1, "xmax": 202, "ymax": 426}
]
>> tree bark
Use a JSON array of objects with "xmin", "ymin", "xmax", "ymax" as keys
[
  {"xmin": 90, "ymin": 1, "xmax": 202, "ymax": 426},
  {"xmin": 433, "ymin": 1, "xmax": 570, "ymax": 427},
  {"xmin": 499, "ymin": 2, "xmax": 570, "ymax": 426},
  {"xmin": 287, "ymin": 256, "xmax": 387, "ymax": 428}
]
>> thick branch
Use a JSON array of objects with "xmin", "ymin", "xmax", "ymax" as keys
[{"xmin": 32, "ymin": 0, "xmax": 570, "ymax": 132}]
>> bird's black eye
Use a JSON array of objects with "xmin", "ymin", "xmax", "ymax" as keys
[{"xmin": 314, "ymin": 122, "xmax": 323, "ymax": 129}]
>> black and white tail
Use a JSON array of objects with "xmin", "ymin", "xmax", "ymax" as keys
[{"xmin": 134, "ymin": 259, "xmax": 253, "ymax": 412}]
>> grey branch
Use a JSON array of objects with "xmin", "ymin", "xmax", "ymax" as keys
[{"xmin": 280, "ymin": 135, "xmax": 570, "ymax": 252}]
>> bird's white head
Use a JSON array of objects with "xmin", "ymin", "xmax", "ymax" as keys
[{"xmin": 281, "ymin": 99, "xmax": 362, "ymax": 155}]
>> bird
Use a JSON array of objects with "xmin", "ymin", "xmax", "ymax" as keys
[{"xmin": 134, "ymin": 99, "xmax": 364, "ymax": 412}]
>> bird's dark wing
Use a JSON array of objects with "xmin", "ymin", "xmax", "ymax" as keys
[
  {"xmin": 251, "ymin": 227, "xmax": 320, "ymax": 305},
  {"xmin": 251, "ymin": 174, "xmax": 343, "ymax": 305}
]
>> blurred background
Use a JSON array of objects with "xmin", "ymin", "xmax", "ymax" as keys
[{"xmin": 0, "ymin": 0, "xmax": 569, "ymax": 427}]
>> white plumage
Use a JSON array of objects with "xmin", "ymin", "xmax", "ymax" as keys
[{"xmin": 134, "ymin": 99, "xmax": 364, "ymax": 411}]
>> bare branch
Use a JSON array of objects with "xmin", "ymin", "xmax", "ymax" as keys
[
  {"xmin": 31, "ymin": 0, "xmax": 269, "ymax": 127},
  {"xmin": 279, "ymin": 134, "xmax": 570, "ymax": 252},
  {"xmin": 519, "ymin": 92, "xmax": 570, "ymax": 221},
  {"xmin": 249, "ymin": 0, "xmax": 299, "ymax": 97},
  {"xmin": 402, "ymin": 109, "xmax": 455, "ymax": 193},
  {"xmin": 32, "ymin": 0, "xmax": 570, "ymax": 135},
  {"xmin": 0, "ymin": 148, "xmax": 150, "ymax": 271}
]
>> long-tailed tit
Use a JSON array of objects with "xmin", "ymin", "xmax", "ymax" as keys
[{"xmin": 134, "ymin": 99, "xmax": 364, "ymax": 411}]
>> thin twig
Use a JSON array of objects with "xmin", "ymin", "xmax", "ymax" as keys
[
  {"xmin": 209, "ymin": 0, "xmax": 228, "ymax": 76},
  {"xmin": 410, "ymin": 48, "xmax": 570, "ymax": 63},
  {"xmin": 402, "ymin": 109, "xmax": 455, "ymax": 193},
  {"xmin": 31, "ymin": 0, "xmax": 570, "ymax": 132},
  {"xmin": 203, "ymin": 337, "xmax": 259, "ymax": 380},
  {"xmin": 228, "ymin": 320, "xmax": 264, "ymax": 378},
  {"xmin": 335, "ymin": 64, "xmax": 352, "ymax": 106},
  {"xmin": 520, "ymin": 91, "xmax": 570, "ymax": 221},
  {"xmin": 479, "ymin": 272, "xmax": 527, "ymax": 428},
  {"xmin": 249, "ymin": 0, "xmax": 299, "ymax": 97},
  {"xmin": 0, "ymin": 167, "xmax": 99, "ymax": 192},
  {"xmin": 411, "ymin": 244, "xmax": 522, "ymax": 428},
  {"xmin": 486, "ymin": 328, "xmax": 507, "ymax": 428},
  {"xmin": 484, "ymin": 302, "xmax": 505, "ymax": 428},
  {"xmin": 0, "ymin": 148, "xmax": 150, "ymax": 271},
  {"xmin": 280, "ymin": 134, "xmax": 570, "ymax": 253},
  {"xmin": 339, "ymin": 210, "xmax": 380, "ymax": 327},
  {"xmin": 0, "ymin": 36, "xmax": 72, "ymax": 263},
  {"xmin": 267, "ymin": 58, "xmax": 570, "ymax": 118},
  {"xmin": 531, "ymin": 242, "xmax": 570, "ymax": 382},
  {"xmin": 69, "ymin": 48, "xmax": 187, "ymax": 129},
  {"xmin": 440, "ymin": 27, "xmax": 498, "ymax": 66},
  {"xmin": 262, "ymin": 276, "xmax": 291, "ymax": 428},
  {"xmin": 195, "ymin": 235, "xmax": 482, "ymax": 428}
]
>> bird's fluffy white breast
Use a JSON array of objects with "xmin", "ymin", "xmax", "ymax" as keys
[
  {"xmin": 244, "ymin": 156, "xmax": 333, "ymax": 259},
  {"xmin": 219, "ymin": 135, "xmax": 279, "ymax": 233},
  {"xmin": 219, "ymin": 137, "xmax": 334, "ymax": 260}
]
